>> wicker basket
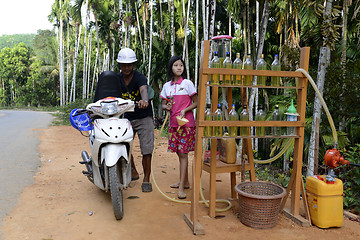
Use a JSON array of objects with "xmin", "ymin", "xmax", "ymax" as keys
[{"xmin": 234, "ymin": 181, "xmax": 286, "ymax": 229}]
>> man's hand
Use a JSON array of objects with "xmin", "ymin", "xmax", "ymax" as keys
[{"xmin": 137, "ymin": 99, "xmax": 149, "ymax": 109}]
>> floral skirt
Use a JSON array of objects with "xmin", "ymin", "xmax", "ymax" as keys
[{"xmin": 168, "ymin": 127, "xmax": 196, "ymax": 153}]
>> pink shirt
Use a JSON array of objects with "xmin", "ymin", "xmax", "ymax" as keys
[{"xmin": 160, "ymin": 77, "xmax": 197, "ymax": 127}]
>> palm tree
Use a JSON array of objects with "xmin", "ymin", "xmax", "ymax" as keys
[{"xmin": 49, "ymin": 0, "xmax": 66, "ymax": 106}]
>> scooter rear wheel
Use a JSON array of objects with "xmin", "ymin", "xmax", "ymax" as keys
[{"xmin": 109, "ymin": 162, "xmax": 124, "ymax": 220}]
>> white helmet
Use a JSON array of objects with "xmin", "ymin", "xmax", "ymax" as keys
[{"xmin": 116, "ymin": 48, "xmax": 137, "ymax": 63}]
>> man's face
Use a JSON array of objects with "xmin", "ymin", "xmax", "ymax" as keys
[{"xmin": 119, "ymin": 63, "xmax": 135, "ymax": 76}]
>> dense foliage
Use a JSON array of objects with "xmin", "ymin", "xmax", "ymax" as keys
[
  {"xmin": 339, "ymin": 145, "xmax": 360, "ymax": 213},
  {"xmin": 0, "ymin": 31, "xmax": 58, "ymax": 107}
]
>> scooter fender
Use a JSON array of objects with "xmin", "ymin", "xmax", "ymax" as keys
[
  {"xmin": 101, "ymin": 143, "xmax": 129, "ymax": 167},
  {"xmin": 101, "ymin": 144, "xmax": 132, "ymax": 187}
]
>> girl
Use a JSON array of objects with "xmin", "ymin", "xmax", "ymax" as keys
[{"xmin": 160, "ymin": 56, "xmax": 197, "ymax": 199}]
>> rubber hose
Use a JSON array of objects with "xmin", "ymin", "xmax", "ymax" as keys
[
  {"xmin": 295, "ymin": 68, "xmax": 338, "ymax": 147},
  {"xmin": 150, "ymin": 112, "xmax": 232, "ymax": 211}
]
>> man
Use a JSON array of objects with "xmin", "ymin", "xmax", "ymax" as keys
[{"xmin": 117, "ymin": 48, "xmax": 154, "ymax": 192}]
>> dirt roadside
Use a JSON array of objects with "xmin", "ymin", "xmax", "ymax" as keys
[{"xmin": 2, "ymin": 125, "xmax": 360, "ymax": 240}]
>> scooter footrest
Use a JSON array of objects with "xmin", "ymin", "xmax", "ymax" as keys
[
  {"xmin": 79, "ymin": 161, "xmax": 87, "ymax": 164},
  {"xmin": 82, "ymin": 170, "xmax": 92, "ymax": 175}
]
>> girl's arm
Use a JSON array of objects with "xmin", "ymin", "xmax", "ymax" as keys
[{"xmin": 180, "ymin": 94, "xmax": 198, "ymax": 118}]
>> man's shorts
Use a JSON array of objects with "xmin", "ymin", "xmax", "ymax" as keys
[
  {"xmin": 131, "ymin": 116, "xmax": 154, "ymax": 155},
  {"xmin": 168, "ymin": 127, "xmax": 196, "ymax": 153}
]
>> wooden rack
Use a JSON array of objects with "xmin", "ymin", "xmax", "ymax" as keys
[{"xmin": 184, "ymin": 40, "xmax": 311, "ymax": 234}]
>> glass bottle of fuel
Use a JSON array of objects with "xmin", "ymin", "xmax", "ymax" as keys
[
  {"xmin": 271, "ymin": 54, "xmax": 281, "ymax": 86},
  {"xmin": 255, "ymin": 104, "xmax": 266, "ymax": 136},
  {"xmin": 213, "ymin": 104, "xmax": 223, "ymax": 137},
  {"xmin": 232, "ymin": 53, "xmax": 242, "ymax": 85},
  {"xmin": 240, "ymin": 104, "xmax": 249, "ymax": 136},
  {"xmin": 256, "ymin": 54, "xmax": 267, "ymax": 86},
  {"xmin": 285, "ymin": 99, "xmax": 298, "ymax": 135},
  {"xmin": 204, "ymin": 104, "xmax": 213, "ymax": 137},
  {"xmin": 222, "ymin": 52, "xmax": 232, "ymax": 85},
  {"xmin": 210, "ymin": 51, "xmax": 220, "ymax": 84},
  {"xmin": 243, "ymin": 55, "xmax": 253, "ymax": 86},
  {"xmin": 228, "ymin": 104, "xmax": 239, "ymax": 137},
  {"xmin": 271, "ymin": 105, "xmax": 281, "ymax": 136}
]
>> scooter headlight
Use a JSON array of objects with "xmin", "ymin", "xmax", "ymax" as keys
[
  {"xmin": 91, "ymin": 100, "xmax": 128, "ymax": 115},
  {"xmin": 101, "ymin": 100, "xmax": 119, "ymax": 115}
]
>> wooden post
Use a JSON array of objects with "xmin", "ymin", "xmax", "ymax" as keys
[{"xmin": 281, "ymin": 47, "xmax": 311, "ymax": 227}]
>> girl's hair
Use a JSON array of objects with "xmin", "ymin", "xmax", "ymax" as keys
[{"xmin": 167, "ymin": 56, "xmax": 186, "ymax": 81}]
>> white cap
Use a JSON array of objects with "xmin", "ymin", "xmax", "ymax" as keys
[{"xmin": 116, "ymin": 48, "xmax": 137, "ymax": 63}]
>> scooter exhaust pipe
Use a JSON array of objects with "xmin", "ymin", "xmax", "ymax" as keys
[
  {"xmin": 80, "ymin": 151, "xmax": 91, "ymax": 164},
  {"xmin": 80, "ymin": 151, "xmax": 94, "ymax": 182}
]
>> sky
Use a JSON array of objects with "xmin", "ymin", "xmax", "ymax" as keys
[{"xmin": 0, "ymin": 0, "xmax": 54, "ymax": 36}]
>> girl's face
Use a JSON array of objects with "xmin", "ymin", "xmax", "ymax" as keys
[{"xmin": 172, "ymin": 59, "xmax": 184, "ymax": 78}]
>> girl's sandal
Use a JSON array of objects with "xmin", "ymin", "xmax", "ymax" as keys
[
  {"xmin": 178, "ymin": 191, "xmax": 187, "ymax": 199},
  {"xmin": 170, "ymin": 182, "xmax": 190, "ymax": 189}
]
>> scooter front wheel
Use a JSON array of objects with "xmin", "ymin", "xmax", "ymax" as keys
[{"xmin": 109, "ymin": 162, "xmax": 124, "ymax": 220}]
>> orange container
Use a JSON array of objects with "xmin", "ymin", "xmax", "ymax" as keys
[{"xmin": 218, "ymin": 135, "xmax": 236, "ymax": 164}]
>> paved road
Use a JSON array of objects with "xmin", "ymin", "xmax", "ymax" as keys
[{"xmin": 0, "ymin": 110, "xmax": 53, "ymax": 235}]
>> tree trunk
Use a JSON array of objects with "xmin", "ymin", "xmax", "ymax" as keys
[
  {"xmin": 111, "ymin": 37, "xmax": 115, "ymax": 71},
  {"xmin": 170, "ymin": 0, "xmax": 175, "ymax": 55},
  {"xmin": 66, "ymin": 20, "xmax": 70, "ymax": 104},
  {"xmin": 147, "ymin": 0, "xmax": 153, "ymax": 84},
  {"xmin": 208, "ymin": 0, "xmax": 216, "ymax": 39},
  {"xmin": 195, "ymin": 0, "xmax": 199, "ymax": 88},
  {"xmin": 307, "ymin": 0, "xmax": 333, "ymax": 176},
  {"xmin": 119, "ymin": 0, "xmax": 124, "ymax": 49},
  {"xmin": 202, "ymin": 0, "xmax": 209, "ymax": 40},
  {"xmin": 183, "ymin": 0, "xmax": 191, "ymax": 78},
  {"xmin": 91, "ymin": 49, "xmax": 99, "ymax": 97},
  {"xmin": 70, "ymin": 23, "xmax": 81, "ymax": 103},
  {"xmin": 159, "ymin": 0, "xmax": 164, "ymax": 40},
  {"xmin": 58, "ymin": 0, "xmax": 65, "ymax": 106},
  {"xmin": 82, "ymin": 0, "xmax": 89, "ymax": 99},
  {"xmin": 339, "ymin": 0, "xmax": 349, "ymax": 132},
  {"xmin": 86, "ymin": 31, "xmax": 92, "ymax": 98},
  {"xmin": 94, "ymin": 12, "xmax": 102, "ymax": 72},
  {"xmin": 135, "ymin": 4, "xmax": 146, "ymax": 62},
  {"xmin": 249, "ymin": 0, "xmax": 270, "ymax": 122}
]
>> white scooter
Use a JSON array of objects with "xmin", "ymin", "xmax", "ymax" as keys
[{"xmin": 70, "ymin": 97, "xmax": 135, "ymax": 220}]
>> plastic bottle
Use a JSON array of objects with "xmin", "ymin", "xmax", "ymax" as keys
[
  {"xmin": 243, "ymin": 55, "xmax": 253, "ymax": 86},
  {"xmin": 271, "ymin": 105, "xmax": 281, "ymax": 136},
  {"xmin": 255, "ymin": 104, "xmax": 266, "ymax": 136},
  {"xmin": 210, "ymin": 51, "xmax": 220, "ymax": 84},
  {"xmin": 271, "ymin": 54, "xmax": 281, "ymax": 86},
  {"xmin": 214, "ymin": 103, "xmax": 223, "ymax": 137},
  {"xmin": 228, "ymin": 104, "xmax": 239, "ymax": 137},
  {"xmin": 240, "ymin": 104, "xmax": 249, "ymax": 136},
  {"xmin": 285, "ymin": 99, "xmax": 298, "ymax": 135},
  {"xmin": 204, "ymin": 104, "xmax": 213, "ymax": 137},
  {"xmin": 232, "ymin": 53, "xmax": 242, "ymax": 85},
  {"xmin": 256, "ymin": 54, "xmax": 267, "ymax": 86},
  {"xmin": 222, "ymin": 51, "xmax": 232, "ymax": 85}
]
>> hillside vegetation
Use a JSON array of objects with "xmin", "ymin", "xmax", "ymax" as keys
[{"xmin": 0, "ymin": 34, "xmax": 35, "ymax": 49}]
